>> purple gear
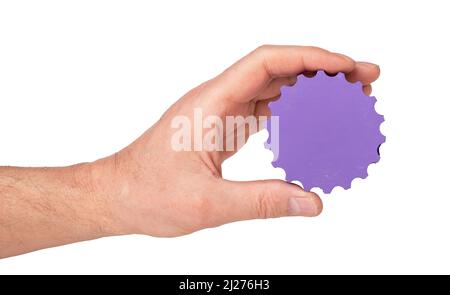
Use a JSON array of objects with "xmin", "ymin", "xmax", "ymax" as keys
[{"xmin": 266, "ymin": 70, "xmax": 385, "ymax": 193}]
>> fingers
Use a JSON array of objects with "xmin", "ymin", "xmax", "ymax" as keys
[
  {"xmin": 253, "ymin": 61, "xmax": 378, "ymax": 100},
  {"xmin": 211, "ymin": 45, "xmax": 356, "ymax": 103},
  {"xmin": 213, "ymin": 179, "xmax": 322, "ymax": 225},
  {"xmin": 346, "ymin": 62, "xmax": 380, "ymax": 85},
  {"xmin": 345, "ymin": 62, "xmax": 380, "ymax": 96},
  {"xmin": 363, "ymin": 84, "xmax": 372, "ymax": 95}
]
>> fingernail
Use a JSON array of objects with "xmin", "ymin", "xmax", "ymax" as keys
[
  {"xmin": 288, "ymin": 197, "xmax": 317, "ymax": 216},
  {"xmin": 359, "ymin": 61, "xmax": 379, "ymax": 68}
]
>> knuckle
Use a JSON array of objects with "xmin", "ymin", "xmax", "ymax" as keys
[
  {"xmin": 253, "ymin": 45, "xmax": 276, "ymax": 77},
  {"xmin": 253, "ymin": 44, "xmax": 274, "ymax": 59},
  {"xmin": 255, "ymin": 189, "xmax": 281, "ymax": 219},
  {"xmin": 256, "ymin": 44, "xmax": 273, "ymax": 52},
  {"xmin": 303, "ymin": 45, "xmax": 327, "ymax": 52}
]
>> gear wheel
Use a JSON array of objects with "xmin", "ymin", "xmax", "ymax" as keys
[{"xmin": 265, "ymin": 70, "xmax": 385, "ymax": 193}]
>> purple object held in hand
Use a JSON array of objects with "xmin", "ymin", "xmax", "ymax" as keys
[{"xmin": 266, "ymin": 71, "xmax": 385, "ymax": 193}]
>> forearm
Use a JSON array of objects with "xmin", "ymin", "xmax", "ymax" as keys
[{"xmin": 0, "ymin": 163, "xmax": 119, "ymax": 258}]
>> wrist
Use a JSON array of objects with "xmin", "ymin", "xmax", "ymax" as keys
[{"xmin": 84, "ymin": 155, "xmax": 132, "ymax": 237}]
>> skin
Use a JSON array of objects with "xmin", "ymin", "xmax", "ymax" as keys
[{"xmin": 0, "ymin": 45, "xmax": 380, "ymax": 258}]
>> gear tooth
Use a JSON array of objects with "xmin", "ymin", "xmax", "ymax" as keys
[
  {"xmin": 280, "ymin": 83, "xmax": 293, "ymax": 96},
  {"xmin": 336, "ymin": 177, "xmax": 351, "ymax": 190},
  {"xmin": 348, "ymin": 178, "xmax": 359, "ymax": 191},
  {"xmin": 310, "ymin": 70, "xmax": 320, "ymax": 78},
  {"xmin": 356, "ymin": 81, "xmax": 364, "ymax": 90},
  {"xmin": 349, "ymin": 79, "xmax": 363, "ymax": 90},
  {"xmin": 376, "ymin": 124, "xmax": 386, "ymax": 145},
  {"xmin": 322, "ymin": 185, "xmax": 333, "ymax": 194},
  {"xmin": 315, "ymin": 70, "xmax": 326, "ymax": 78},
  {"xmin": 336, "ymin": 72, "xmax": 346, "ymax": 79},
  {"xmin": 303, "ymin": 182, "xmax": 314, "ymax": 192},
  {"xmin": 367, "ymin": 96, "xmax": 377, "ymax": 108},
  {"xmin": 374, "ymin": 111, "xmax": 384, "ymax": 122},
  {"xmin": 360, "ymin": 168, "xmax": 369, "ymax": 180},
  {"xmin": 342, "ymin": 182, "xmax": 351, "ymax": 190},
  {"xmin": 303, "ymin": 185, "xmax": 312, "ymax": 192}
]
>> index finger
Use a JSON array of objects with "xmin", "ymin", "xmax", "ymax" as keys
[{"xmin": 211, "ymin": 45, "xmax": 356, "ymax": 103}]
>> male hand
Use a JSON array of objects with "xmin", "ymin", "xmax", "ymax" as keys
[{"xmin": 93, "ymin": 45, "xmax": 380, "ymax": 237}]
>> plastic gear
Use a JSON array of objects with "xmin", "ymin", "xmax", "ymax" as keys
[{"xmin": 265, "ymin": 70, "xmax": 385, "ymax": 193}]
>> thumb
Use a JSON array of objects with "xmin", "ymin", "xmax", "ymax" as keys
[{"xmin": 216, "ymin": 179, "xmax": 323, "ymax": 224}]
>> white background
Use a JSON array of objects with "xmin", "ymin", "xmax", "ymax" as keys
[{"xmin": 0, "ymin": 0, "xmax": 449, "ymax": 274}]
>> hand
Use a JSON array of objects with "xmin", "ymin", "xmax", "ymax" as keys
[
  {"xmin": 0, "ymin": 45, "xmax": 380, "ymax": 257},
  {"xmin": 92, "ymin": 45, "xmax": 381, "ymax": 237}
]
